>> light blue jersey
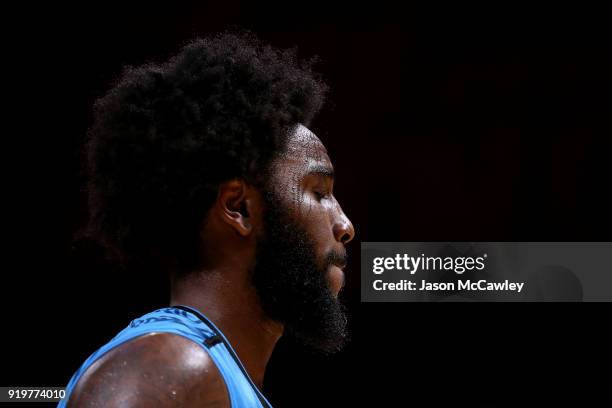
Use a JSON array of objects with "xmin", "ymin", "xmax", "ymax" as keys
[{"xmin": 58, "ymin": 305, "xmax": 272, "ymax": 407}]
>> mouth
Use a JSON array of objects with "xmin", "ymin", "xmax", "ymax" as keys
[{"xmin": 328, "ymin": 264, "xmax": 346, "ymax": 296}]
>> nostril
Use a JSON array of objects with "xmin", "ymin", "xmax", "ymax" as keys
[
  {"xmin": 340, "ymin": 232, "xmax": 351, "ymax": 244},
  {"xmin": 333, "ymin": 214, "xmax": 355, "ymax": 244}
]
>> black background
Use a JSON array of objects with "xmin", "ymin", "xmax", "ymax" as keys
[{"xmin": 3, "ymin": 1, "xmax": 611, "ymax": 406}]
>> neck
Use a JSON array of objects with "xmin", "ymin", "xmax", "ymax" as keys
[{"xmin": 169, "ymin": 268, "xmax": 283, "ymax": 389}]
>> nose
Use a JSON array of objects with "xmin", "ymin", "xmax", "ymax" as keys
[{"xmin": 332, "ymin": 201, "xmax": 355, "ymax": 245}]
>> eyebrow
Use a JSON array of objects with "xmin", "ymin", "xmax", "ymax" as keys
[{"xmin": 306, "ymin": 164, "xmax": 334, "ymax": 179}]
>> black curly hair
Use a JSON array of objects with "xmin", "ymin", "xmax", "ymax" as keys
[{"xmin": 80, "ymin": 32, "xmax": 328, "ymax": 277}]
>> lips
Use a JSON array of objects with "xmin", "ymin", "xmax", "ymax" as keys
[{"xmin": 328, "ymin": 265, "xmax": 345, "ymax": 295}]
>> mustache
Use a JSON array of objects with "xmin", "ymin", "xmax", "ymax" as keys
[{"xmin": 324, "ymin": 250, "xmax": 348, "ymax": 269}]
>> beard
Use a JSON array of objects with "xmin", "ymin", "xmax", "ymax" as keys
[{"xmin": 252, "ymin": 190, "xmax": 349, "ymax": 354}]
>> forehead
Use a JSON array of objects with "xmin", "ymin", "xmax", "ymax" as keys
[
  {"xmin": 275, "ymin": 124, "xmax": 332, "ymax": 173},
  {"xmin": 284, "ymin": 124, "xmax": 329, "ymax": 160}
]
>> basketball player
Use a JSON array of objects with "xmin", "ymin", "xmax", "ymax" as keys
[{"xmin": 59, "ymin": 33, "xmax": 355, "ymax": 407}]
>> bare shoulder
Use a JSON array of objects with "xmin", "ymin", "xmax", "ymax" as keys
[{"xmin": 67, "ymin": 332, "xmax": 229, "ymax": 408}]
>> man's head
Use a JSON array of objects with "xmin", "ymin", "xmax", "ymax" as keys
[{"xmin": 83, "ymin": 33, "xmax": 354, "ymax": 352}]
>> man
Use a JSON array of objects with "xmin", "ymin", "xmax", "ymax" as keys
[{"xmin": 60, "ymin": 32, "xmax": 354, "ymax": 407}]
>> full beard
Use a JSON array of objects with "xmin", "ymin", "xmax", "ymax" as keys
[{"xmin": 252, "ymin": 190, "xmax": 348, "ymax": 354}]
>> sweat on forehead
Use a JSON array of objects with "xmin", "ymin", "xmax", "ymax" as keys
[
  {"xmin": 263, "ymin": 124, "xmax": 333, "ymax": 200},
  {"xmin": 278, "ymin": 124, "xmax": 331, "ymax": 165}
]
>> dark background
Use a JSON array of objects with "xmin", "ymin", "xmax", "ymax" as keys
[{"xmin": 3, "ymin": 1, "xmax": 611, "ymax": 406}]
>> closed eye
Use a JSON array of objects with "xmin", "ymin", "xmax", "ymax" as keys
[{"xmin": 313, "ymin": 190, "xmax": 330, "ymax": 201}]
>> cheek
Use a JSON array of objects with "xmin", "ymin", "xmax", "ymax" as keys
[
  {"xmin": 276, "ymin": 187, "xmax": 334, "ymax": 247},
  {"xmin": 297, "ymin": 200, "xmax": 334, "ymax": 249}
]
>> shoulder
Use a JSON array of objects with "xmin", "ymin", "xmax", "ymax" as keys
[{"xmin": 67, "ymin": 332, "xmax": 229, "ymax": 408}]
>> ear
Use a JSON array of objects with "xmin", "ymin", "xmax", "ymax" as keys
[{"xmin": 215, "ymin": 179, "xmax": 257, "ymax": 237}]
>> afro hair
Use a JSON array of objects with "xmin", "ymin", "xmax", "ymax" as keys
[{"xmin": 80, "ymin": 32, "xmax": 328, "ymax": 276}]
